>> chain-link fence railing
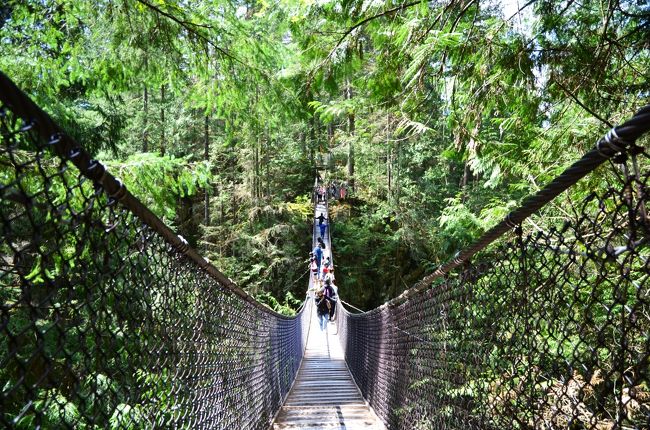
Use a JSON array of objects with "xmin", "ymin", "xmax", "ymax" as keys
[
  {"xmin": 338, "ymin": 106, "xmax": 650, "ymax": 429},
  {"xmin": 0, "ymin": 72, "xmax": 312, "ymax": 429}
]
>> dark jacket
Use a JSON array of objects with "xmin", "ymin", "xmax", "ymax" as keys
[{"xmin": 316, "ymin": 296, "xmax": 330, "ymax": 316}]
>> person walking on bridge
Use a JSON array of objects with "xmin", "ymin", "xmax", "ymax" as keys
[
  {"xmin": 322, "ymin": 279, "xmax": 337, "ymax": 321},
  {"xmin": 315, "ymin": 289, "xmax": 331, "ymax": 331},
  {"xmin": 313, "ymin": 242, "xmax": 324, "ymax": 282},
  {"xmin": 309, "ymin": 253, "xmax": 318, "ymax": 284},
  {"xmin": 316, "ymin": 212, "xmax": 327, "ymax": 239},
  {"xmin": 320, "ymin": 257, "xmax": 331, "ymax": 282}
]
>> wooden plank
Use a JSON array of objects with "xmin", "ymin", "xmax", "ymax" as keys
[{"xmin": 271, "ymin": 301, "xmax": 384, "ymax": 430}]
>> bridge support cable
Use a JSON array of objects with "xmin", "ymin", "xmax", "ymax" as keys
[
  {"xmin": 0, "ymin": 71, "xmax": 311, "ymax": 429},
  {"xmin": 337, "ymin": 106, "xmax": 650, "ymax": 429}
]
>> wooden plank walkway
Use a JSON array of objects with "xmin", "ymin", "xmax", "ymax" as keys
[{"xmin": 272, "ymin": 302, "xmax": 384, "ymax": 429}]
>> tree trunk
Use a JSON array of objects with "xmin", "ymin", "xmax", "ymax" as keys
[
  {"xmin": 386, "ymin": 146, "xmax": 393, "ymax": 202},
  {"xmin": 299, "ymin": 131, "xmax": 306, "ymax": 157},
  {"xmin": 327, "ymin": 123, "xmax": 334, "ymax": 146},
  {"xmin": 220, "ymin": 190, "xmax": 224, "ymax": 223},
  {"xmin": 160, "ymin": 84, "xmax": 166, "ymax": 156},
  {"xmin": 309, "ymin": 115, "xmax": 316, "ymax": 168},
  {"xmin": 254, "ymin": 86, "xmax": 260, "ymax": 203},
  {"xmin": 143, "ymin": 85, "xmax": 148, "ymax": 152},
  {"xmin": 460, "ymin": 162, "xmax": 470, "ymax": 203},
  {"xmin": 204, "ymin": 114, "xmax": 210, "ymax": 225},
  {"xmin": 264, "ymin": 129, "xmax": 270, "ymax": 199},
  {"xmin": 395, "ymin": 141, "xmax": 401, "ymax": 206},
  {"xmin": 461, "ymin": 122, "xmax": 481, "ymax": 202},
  {"xmin": 232, "ymin": 190, "xmax": 237, "ymax": 225},
  {"xmin": 346, "ymin": 81, "xmax": 355, "ymax": 191},
  {"xmin": 386, "ymin": 113, "xmax": 391, "ymax": 200},
  {"xmin": 143, "ymin": 54, "xmax": 149, "ymax": 152},
  {"xmin": 254, "ymin": 138, "xmax": 260, "ymax": 203}
]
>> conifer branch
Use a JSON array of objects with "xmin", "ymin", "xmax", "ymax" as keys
[
  {"xmin": 553, "ymin": 78, "xmax": 614, "ymax": 128},
  {"xmin": 135, "ymin": 0, "xmax": 239, "ymax": 66}
]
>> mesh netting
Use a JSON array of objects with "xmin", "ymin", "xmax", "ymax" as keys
[
  {"xmin": 338, "ymin": 152, "xmax": 650, "ymax": 428},
  {"xmin": 0, "ymin": 80, "xmax": 312, "ymax": 429}
]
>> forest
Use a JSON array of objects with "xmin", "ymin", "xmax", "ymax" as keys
[
  {"xmin": 1, "ymin": 1, "xmax": 650, "ymax": 429},
  {"xmin": 1, "ymin": 0, "xmax": 648, "ymax": 310}
]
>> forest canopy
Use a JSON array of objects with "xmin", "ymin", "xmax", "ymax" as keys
[{"xmin": 1, "ymin": 0, "xmax": 648, "ymax": 311}]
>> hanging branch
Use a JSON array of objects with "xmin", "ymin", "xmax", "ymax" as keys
[
  {"xmin": 135, "ymin": 0, "xmax": 249, "ymax": 71},
  {"xmin": 307, "ymin": 0, "xmax": 426, "ymax": 86},
  {"xmin": 329, "ymin": 0, "xmax": 424, "ymax": 54},
  {"xmin": 553, "ymin": 78, "xmax": 614, "ymax": 127}
]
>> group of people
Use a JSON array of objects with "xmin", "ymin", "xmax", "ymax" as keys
[
  {"xmin": 310, "ymin": 177, "xmax": 344, "ymax": 331},
  {"xmin": 314, "ymin": 181, "xmax": 348, "ymax": 203},
  {"xmin": 310, "ymin": 219, "xmax": 339, "ymax": 331}
]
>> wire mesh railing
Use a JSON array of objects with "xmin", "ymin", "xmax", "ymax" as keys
[
  {"xmin": 0, "ymin": 71, "xmax": 312, "ymax": 429},
  {"xmin": 337, "ymin": 106, "xmax": 650, "ymax": 429}
]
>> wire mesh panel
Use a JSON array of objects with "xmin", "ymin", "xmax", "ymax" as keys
[
  {"xmin": 338, "ymin": 140, "xmax": 650, "ymax": 427},
  {"xmin": 0, "ymin": 75, "xmax": 311, "ymax": 429}
]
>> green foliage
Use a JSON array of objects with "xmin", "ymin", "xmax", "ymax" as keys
[
  {"xmin": 34, "ymin": 390, "xmax": 81, "ymax": 428},
  {"xmin": 106, "ymin": 153, "xmax": 212, "ymax": 220},
  {"xmin": 110, "ymin": 404, "xmax": 145, "ymax": 430},
  {"xmin": 1, "ymin": 0, "xmax": 649, "ymax": 423},
  {"xmin": 256, "ymin": 291, "xmax": 303, "ymax": 316},
  {"xmin": 438, "ymin": 196, "xmax": 483, "ymax": 253}
]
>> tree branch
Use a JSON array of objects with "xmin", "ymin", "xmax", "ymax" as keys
[
  {"xmin": 307, "ymin": 0, "xmax": 426, "ymax": 86},
  {"xmin": 330, "ymin": 0, "xmax": 424, "ymax": 53},
  {"xmin": 553, "ymin": 78, "xmax": 614, "ymax": 128},
  {"xmin": 135, "ymin": 0, "xmax": 240, "ymax": 67}
]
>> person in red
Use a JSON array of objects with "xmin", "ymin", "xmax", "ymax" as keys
[{"xmin": 321, "ymin": 259, "xmax": 330, "ymax": 282}]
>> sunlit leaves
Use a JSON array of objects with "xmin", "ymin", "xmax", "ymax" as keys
[{"xmin": 106, "ymin": 153, "xmax": 212, "ymax": 220}]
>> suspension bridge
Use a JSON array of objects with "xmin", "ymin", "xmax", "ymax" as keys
[{"xmin": 1, "ymin": 70, "xmax": 650, "ymax": 429}]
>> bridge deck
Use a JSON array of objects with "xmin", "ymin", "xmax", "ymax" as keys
[
  {"xmin": 272, "ymin": 310, "xmax": 384, "ymax": 429},
  {"xmin": 272, "ymin": 200, "xmax": 384, "ymax": 429}
]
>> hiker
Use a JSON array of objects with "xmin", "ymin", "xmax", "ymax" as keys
[
  {"xmin": 319, "ymin": 220, "xmax": 327, "ymax": 239},
  {"xmin": 325, "ymin": 266, "xmax": 336, "ymax": 284},
  {"xmin": 313, "ymin": 243, "xmax": 323, "ymax": 276},
  {"xmin": 315, "ymin": 289, "xmax": 331, "ymax": 331},
  {"xmin": 321, "ymin": 257, "xmax": 331, "ymax": 282},
  {"xmin": 320, "ymin": 243, "xmax": 329, "ymax": 266},
  {"xmin": 322, "ymin": 279, "xmax": 337, "ymax": 320},
  {"xmin": 316, "ymin": 212, "xmax": 327, "ymax": 238},
  {"xmin": 309, "ymin": 254, "xmax": 319, "ymax": 284}
]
